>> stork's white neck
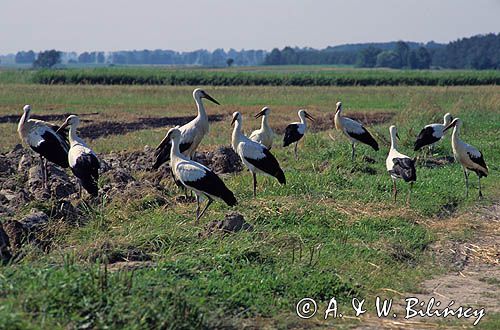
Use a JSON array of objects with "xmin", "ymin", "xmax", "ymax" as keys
[
  {"xmin": 194, "ymin": 95, "xmax": 207, "ymax": 120},
  {"xmin": 443, "ymin": 115, "xmax": 452, "ymax": 126},
  {"xmin": 261, "ymin": 114, "xmax": 270, "ymax": 130},
  {"xmin": 232, "ymin": 119, "xmax": 248, "ymax": 151},
  {"xmin": 298, "ymin": 113, "xmax": 307, "ymax": 126},
  {"xmin": 170, "ymin": 136, "xmax": 189, "ymax": 163},
  {"xmin": 451, "ymin": 124, "xmax": 460, "ymax": 143},
  {"xmin": 390, "ymin": 130, "xmax": 398, "ymax": 150},
  {"xmin": 68, "ymin": 124, "xmax": 78, "ymax": 145},
  {"xmin": 18, "ymin": 110, "xmax": 30, "ymax": 133}
]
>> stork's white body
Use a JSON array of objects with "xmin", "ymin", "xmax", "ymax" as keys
[
  {"xmin": 414, "ymin": 113, "xmax": 452, "ymax": 151},
  {"xmin": 250, "ymin": 113, "xmax": 274, "ymax": 149},
  {"xmin": 386, "ymin": 132, "xmax": 412, "ymax": 179},
  {"xmin": 451, "ymin": 128, "xmax": 487, "ymax": 175},
  {"xmin": 233, "ymin": 122, "xmax": 268, "ymax": 176},
  {"xmin": 335, "ymin": 113, "xmax": 365, "ymax": 144}
]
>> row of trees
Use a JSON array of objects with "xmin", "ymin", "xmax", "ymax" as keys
[
  {"xmin": 14, "ymin": 49, "xmax": 265, "ymax": 67},
  {"xmin": 264, "ymin": 34, "xmax": 499, "ymax": 69},
  {"xmin": 12, "ymin": 33, "xmax": 499, "ymax": 69}
]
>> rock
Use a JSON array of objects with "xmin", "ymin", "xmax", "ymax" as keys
[
  {"xmin": 20, "ymin": 210, "xmax": 49, "ymax": 232},
  {"xmin": 2, "ymin": 220, "xmax": 28, "ymax": 251},
  {"xmin": 200, "ymin": 212, "xmax": 253, "ymax": 238},
  {"xmin": 52, "ymin": 199, "xmax": 80, "ymax": 221},
  {"xmin": 18, "ymin": 154, "xmax": 34, "ymax": 173},
  {"xmin": 0, "ymin": 155, "xmax": 12, "ymax": 173},
  {"xmin": 105, "ymin": 168, "xmax": 135, "ymax": 184},
  {"xmin": 0, "ymin": 223, "xmax": 12, "ymax": 263}
]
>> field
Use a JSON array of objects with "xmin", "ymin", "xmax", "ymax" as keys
[
  {"xmin": 0, "ymin": 71, "xmax": 499, "ymax": 329},
  {"xmin": 2, "ymin": 66, "xmax": 500, "ymax": 86}
]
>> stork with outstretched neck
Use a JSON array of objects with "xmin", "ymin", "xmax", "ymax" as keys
[
  {"xmin": 443, "ymin": 118, "xmax": 488, "ymax": 198},
  {"xmin": 57, "ymin": 115, "xmax": 100, "ymax": 197},
  {"xmin": 152, "ymin": 88, "xmax": 220, "ymax": 169},
  {"xmin": 250, "ymin": 107, "xmax": 274, "ymax": 149},
  {"xmin": 334, "ymin": 101, "xmax": 379, "ymax": 161},
  {"xmin": 232, "ymin": 112, "xmax": 285, "ymax": 197},
  {"xmin": 17, "ymin": 104, "xmax": 70, "ymax": 189}
]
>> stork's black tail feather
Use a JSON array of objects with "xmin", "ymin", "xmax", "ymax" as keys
[{"xmin": 391, "ymin": 158, "xmax": 417, "ymax": 182}]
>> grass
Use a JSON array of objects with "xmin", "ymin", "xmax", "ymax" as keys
[{"xmin": 0, "ymin": 80, "xmax": 499, "ymax": 328}]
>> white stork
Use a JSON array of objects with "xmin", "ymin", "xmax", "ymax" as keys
[
  {"xmin": 443, "ymin": 118, "xmax": 488, "ymax": 198},
  {"xmin": 231, "ymin": 112, "xmax": 286, "ymax": 197},
  {"xmin": 17, "ymin": 104, "xmax": 70, "ymax": 189},
  {"xmin": 250, "ymin": 106, "xmax": 274, "ymax": 149},
  {"xmin": 57, "ymin": 115, "xmax": 100, "ymax": 197},
  {"xmin": 386, "ymin": 125, "xmax": 417, "ymax": 204},
  {"xmin": 283, "ymin": 109, "xmax": 315, "ymax": 159},
  {"xmin": 152, "ymin": 88, "xmax": 220, "ymax": 169},
  {"xmin": 167, "ymin": 127, "xmax": 237, "ymax": 222},
  {"xmin": 334, "ymin": 101, "xmax": 379, "ymax": 161},
  {"xmin": 414, "ymin": 113, "xmax": 453, "ymax": 152}
]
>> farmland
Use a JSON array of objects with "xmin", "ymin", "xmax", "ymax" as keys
[{"xmin": 0, "ymin": 71, "xmax": 499, "ymax": 329}]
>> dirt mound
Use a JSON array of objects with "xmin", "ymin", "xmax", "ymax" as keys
[
  {"xmin": 194, "ymin": 146, "xmax": 243, "ymax": 174},
  {"xmin": 79, "ymin": 114, "xmax": 225, "ymax": 139},
  {"xmin": 200, "ymin": 212, "xmax": 253, "ymax": 238},
  {"xmin": 421, "ymin": 155, "xmax": 455, "ymax": 168}
]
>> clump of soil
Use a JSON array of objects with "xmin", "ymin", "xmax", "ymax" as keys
[
  {"xmin": 194, "ymin": 146, "xmax": 243, "ymax": 174},
  {"xmin": 421, "ymin": 155, "xmax": 455, "ymax": 168},
  {"xmin": 199, "ymin": 212, "xmax": 253, "ymax": 238}
]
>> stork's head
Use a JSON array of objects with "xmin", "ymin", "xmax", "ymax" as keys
[
  {"xmin": 193, "ymin": 88, "xmax": 220, "ymax": 105},
  {"xmin": 23, "ymin": 104, "xmax": 31, "ymax": 114},
  {"xmin": 57, "ymin": 115, "xmax": 80, "ymax": 133},
  {"xmin": 298, "ymin": 109, "xmax": 315, "ymax": 122},
  {"xmin": 443, "ymin": 117, "xmax": 462, "ymax": 132},
  {"xmin": 443, "ymin": 113, "xmax": 453, "ymax": 125},
  {"xmin": 231, "ymin": 111, "xmax": 242, "ymax": 126},
  {"xmin": 389, "ymin": 125, "xmax": 400, "ymax": 140},
  {"xmin": 335, "ymin": 101, "xmax": 342, "ymax": 113},
  {"xmin": 166, "ymin": 127, "xmax": 182, "ymax": 142},
  {"xmin": 254, "ymin": 106, "xmax": 270, "ymax": 119}
]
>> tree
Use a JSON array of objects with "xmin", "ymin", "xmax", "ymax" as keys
[
  {"xmin": 33, "ymin": 50, "xmax": 61, "ymax": 68},
  {"xmin": 226, "ymin": 58, "xmax": 234, "ymax": 67},
  {"xmin": 394, "ymin": 41, "xmax": 410, "ymax": 68},
  {"xmin": 264, "ymin": 48, "xmax": 282, "ymax": 65},
  {"xmin": 408, "ymin": 47, "xmax": 431, "ymax": 69},
  {"xmin": 355, "ymin": 46, "xmax": 382, "ymax": 67},
  {"xmin": 376, "ymin": 51, "xmax": 401, "ymax": 68},
  {"xmin": 15, "ymin": 50, "xmax": 36, "ymax": 64}
]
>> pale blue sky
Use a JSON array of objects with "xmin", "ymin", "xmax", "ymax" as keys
[{"xmin": 1, "ymin": 0, "xmax": 499, "ymax": 53}]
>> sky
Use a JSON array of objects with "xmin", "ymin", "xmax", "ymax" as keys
[{"xmin": 1, "ymin": 0, "xmax": 499, "ymax": 54}]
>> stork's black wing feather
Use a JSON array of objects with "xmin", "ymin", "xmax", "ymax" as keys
[
  {"xmin": 283, "ymin": 124, "xmax": 303, "ymax": 147},
  {"xmin": 71, "ymin": 153, "xmax": 100, "ymax": 196},
  {"xmin": 152, "ymin": 139, "xmax": 192, "ymax": 169},
  {"xmin": 348, "ymin": 127, "xmax": 379, "ymax": 151},
  {"xmin": 245, "ymin": 149, "xmax": 286, "ymax": 184},
  {"xmin": 184, "ymin": 169, "xmax": 237, "ymax": 206},
  {"xmin": 414, "ymin": 126, "xmax": 440, "ymax": 151},
  {"xmin": 389, "ymin": 157, "xmax": 416, "ymax": 182},
  {"xmin": 467, "ymin": 151, "xmax": 488, "ymax": 177},
  {"xmin": 31, "ymin": 130, "xmax": 70, "ymax": 168}
]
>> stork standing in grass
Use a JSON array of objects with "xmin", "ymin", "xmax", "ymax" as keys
[
  {"xmin": 152, "ymin": 88, "xmax": 220, "ymax": 169},
  {"xmin": 414, "ymin": 113, "xmax": 453, "ymax": 153},
  {"xmin": 334, "ymin": 101, "xmax": 379, "ymax": 161},
  {"xmin": 231, "ymin": 112, "xmax": 286, "ymax": 197},
  {"xmin": 283, "ymin": 109, "xmax": 315, "ymax": 159},
  {"xmin": 386, "ymin": 125, "xmax": 417, "ymax": 204},
  {"xmin": 17, "ymin": 104, "xmax": 70, "ymax": 189},
  {"xmin": 250, "ymin": 106, "xmax": 274, "ymax": 149},
  {"xmin": 443, "ymin": 118, "xmax": 488, "ymax": 198},
  {"xmin": 167, "ymin": 127, "xmax": 237, "ymax": 222},
  {"xmin": 57, "ymin": 115, "xmax": 100, "ymax": 197}
]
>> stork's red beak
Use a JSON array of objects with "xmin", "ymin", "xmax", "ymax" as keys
[
  {"xmin": 443, "ymin": 121, "xmax": 456, "ymax": 132},
  {"xmin": 305, "ymin": 111, "xmax": 315, "ymax": 122},
  {"xmin": 254, "ymin": 108, "xmax": 267, "ymax": 118},
  {"xmin": 56, "ymin": 121, "xmax": 69, "ymax": 134},
  {"xmin": 203, "ymin": 92, "xmax": 220, "ymax": 105}
]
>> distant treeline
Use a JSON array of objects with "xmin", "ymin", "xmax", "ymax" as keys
[
  {"xmin": 8, "ymin": 33, "xmax": 499, "ymax": 69},
  {"xmin": 264, "ymin": 34, "xmax": 500, "ymax": 70},
  {"xmin": 32, "ymin": 68, "xmax": 500, "ymax": 86},
  {"xmin": 13, "ymin": 49, "xmax": 266, "ymax": 67}
]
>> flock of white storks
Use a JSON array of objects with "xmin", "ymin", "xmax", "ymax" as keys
[{"xmin": 16, "ymin": 88, "xmax": 488, "ymax": 222}]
